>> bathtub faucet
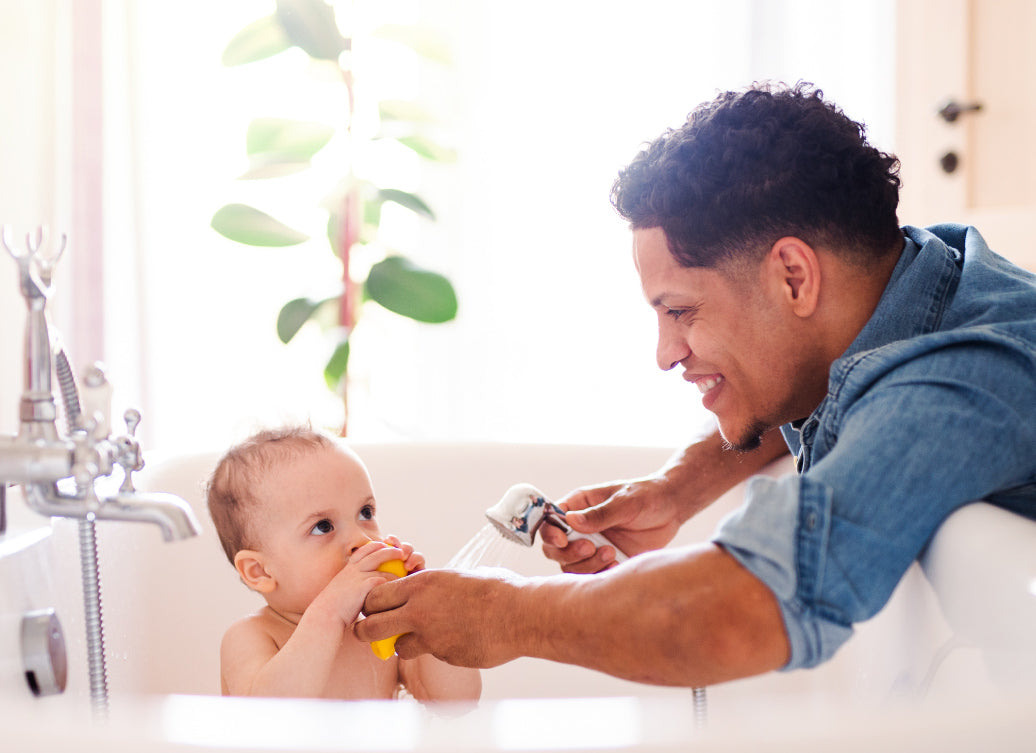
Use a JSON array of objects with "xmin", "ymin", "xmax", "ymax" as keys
[
  {"xmin": 0, "ymin": 225, "xmax": 200, "ymax": 539},
  {"xmin": 2, "ymin": 225, "xmax": 200, "ymax": 718}
]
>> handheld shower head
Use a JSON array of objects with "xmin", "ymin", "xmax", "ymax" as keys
[
  {"xmin": 485, "ymin": 483, "xmax": 627, "ymax": 561},
  {"xmin": 485, "ymin": 483, "xmax": 552, "ymax": 546}
]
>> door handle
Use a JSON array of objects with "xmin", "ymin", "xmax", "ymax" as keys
[{"xmin": 938, "ymin": 99, "xmax": 984, "ymax": 123}]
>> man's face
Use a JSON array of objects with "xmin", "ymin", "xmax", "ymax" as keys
[{"xmin": 633, "ymin": 227, "xmax": 803, "ymax": 450}]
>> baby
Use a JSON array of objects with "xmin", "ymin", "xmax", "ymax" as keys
[{"xmin": 206, "ymin": 425, "xmax": 481, "ymax": 703}]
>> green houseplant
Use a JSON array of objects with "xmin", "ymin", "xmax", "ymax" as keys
[{"xmin": 211, "ymin": 0, "xmax": 458, "ymax": 435}]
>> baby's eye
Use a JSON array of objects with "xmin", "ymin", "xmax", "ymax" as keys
[
  {"xmin": 309, "ymin": 519, "xmax": 334, "ymax": 536},
  {"xmin": 358, "ymin": 504, "xmax": 375, "ymax": 522}
]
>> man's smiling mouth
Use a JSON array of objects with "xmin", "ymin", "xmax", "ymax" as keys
[{"xmin": 687, "ymin": 374, "xmax": 724, "ymax": 394}]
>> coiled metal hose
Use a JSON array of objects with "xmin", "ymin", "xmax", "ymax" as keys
[
  {"xmin": 77, "ymin": 514, "xmax": 108, "ymax": 719},
  {"xmin": 692, "ymin": 685, "xmax": 707, "ymax": 728},
  {"xmin": 56, "ymin": 350, "xmax": 109, "ymax": 719}
]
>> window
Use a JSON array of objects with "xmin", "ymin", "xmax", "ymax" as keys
[{"xmin": 3, "ymin": 0, "xmax": 892, "ymax": 453}]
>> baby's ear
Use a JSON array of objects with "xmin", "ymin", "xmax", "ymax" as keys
[{"xmin": 234, "ymin": 550, "xmax": 276, "ymax": 594}]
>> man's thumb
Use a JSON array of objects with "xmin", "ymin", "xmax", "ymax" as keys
[{"xmin": 565, "ymin": 502, "xmax": 614, "ymax": 533}]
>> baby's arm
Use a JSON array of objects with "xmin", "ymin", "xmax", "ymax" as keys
[
  {"xmin": 382, "ymin": 535, "xmax": 482, "ymax": 704},
  {"xmin": 399, "ymin": 653, "xmax": 482, "ymax": 704},
  {"xmin": 221, "ymin": 542, "xmax": 397, "ymax": 697}
]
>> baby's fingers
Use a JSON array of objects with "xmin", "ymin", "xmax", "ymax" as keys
[
  {"xmin": 404, "ymin": 550, "xmax": 425, "ymax": 573},
  {"xmin": 352, "ymin": 540, "xmax": 405, "ymax": 572}
]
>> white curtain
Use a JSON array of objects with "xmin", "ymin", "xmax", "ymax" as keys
[{"xmin": 12, "ymin": 0, "xmax": 893, "ymax": 454}]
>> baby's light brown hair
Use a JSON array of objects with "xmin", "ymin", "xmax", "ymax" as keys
[{"xmin": 206, "ymin": 425, "xmax": 336, "ymax": 565}]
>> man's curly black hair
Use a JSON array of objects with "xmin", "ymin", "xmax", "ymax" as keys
[{"xmin": 611, "ymin": 81, "xmax": 902, "ymax": 270}]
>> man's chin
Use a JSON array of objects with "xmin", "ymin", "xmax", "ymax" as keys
[{"xmin": 717, "ymin": 420, "xmax": 767, "ymax": 453}]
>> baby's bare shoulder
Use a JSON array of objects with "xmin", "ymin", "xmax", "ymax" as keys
[{"xmin": 222, "ymin": 608, "xmax": 287, "ymax": 651}]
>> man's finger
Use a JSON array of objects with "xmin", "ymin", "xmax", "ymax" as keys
[{"xmin": 356, "ymin": 581, "xmax": 411, "ymax": 643}]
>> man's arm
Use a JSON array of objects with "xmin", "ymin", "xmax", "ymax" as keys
[
  {"xmin": 358, "ymin": 543, "xmax": 790, "ymax": 687},
  {"xmin": 544, "ymin": 428, "xmax": 789, "ymax": 571}
]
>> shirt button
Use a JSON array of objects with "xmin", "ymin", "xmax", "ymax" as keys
[{"xmin": 805, "ymin": 512, "xmax": 818, "ymax": 530}]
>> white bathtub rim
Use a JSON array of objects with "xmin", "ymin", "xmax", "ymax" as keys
[{"xmin": 6, "ymin": 691, "xmax": 1036, "ymax": 753}]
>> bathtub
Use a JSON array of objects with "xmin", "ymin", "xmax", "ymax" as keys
[{"xmin": 3, "ymin": 440, "xmax": 1036, "ymax": 751}]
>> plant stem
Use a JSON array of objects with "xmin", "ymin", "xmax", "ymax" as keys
[{"xmin": 338, "ymin": 60, "xmax": 357, "ymax": 436}]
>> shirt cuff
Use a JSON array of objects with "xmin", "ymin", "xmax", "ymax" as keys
[{"xmin": 712, "ymin": 473, "xmax": 853, "ymax": 671}]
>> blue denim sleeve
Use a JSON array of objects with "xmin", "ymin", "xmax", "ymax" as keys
[
  {"xmin": 713, "ymin": 474, "xmax": 853, "ymax": 670},
  {"xmin": 714, "ymin": 336, "xmax": 1036, "ymax": 672}
]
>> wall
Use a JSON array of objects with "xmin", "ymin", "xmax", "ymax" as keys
[{"xmin": 0, "ymin": 0, "xmax": 72, "ymax": 437}]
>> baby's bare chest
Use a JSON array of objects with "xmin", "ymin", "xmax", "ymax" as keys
[{"xmin": 265, "ymin": 618, "xmax": 401, "ymax": 700}]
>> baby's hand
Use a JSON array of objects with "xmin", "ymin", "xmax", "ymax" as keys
[
  {"xmin": 316, "ymin": 541, "xmax": 405, "ymax": 625},
  {"xmin": 382, "ymin": 533, "xmax": 426, "ymax": 573}
]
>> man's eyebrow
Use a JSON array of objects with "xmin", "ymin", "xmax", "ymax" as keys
[{"xmin": 651, "ymin": 295, "xmax": 702, "ymax": 313}]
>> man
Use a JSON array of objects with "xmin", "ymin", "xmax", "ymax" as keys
[{"xmin": 356, "ymin": 82, "xmax": 1036, "ymax": 685}]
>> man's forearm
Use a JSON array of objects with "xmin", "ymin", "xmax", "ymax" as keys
[
  {"xmin": 514, "ymin": 543, "xmax": 790, "ymax": 686},
  {"xmin": 660, "ymin": 428, "xmax": 789, "ymax": 524}
]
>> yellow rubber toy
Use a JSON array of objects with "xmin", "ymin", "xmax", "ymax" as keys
[{"xmin": 370, "ymin": 559, "xmax": 407, "ymax": 660}]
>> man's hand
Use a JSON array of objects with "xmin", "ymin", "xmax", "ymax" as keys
[
  {"xmin": 357, "ymin": 567, "xmax": 527, "ymax": 668},
  {"xmin": 541, "ymin": 475, "xmax": 685, "ymax": 572},
  {"xmin": 542, "ymin": 429, "xmax": 790, "ymax": 573}
]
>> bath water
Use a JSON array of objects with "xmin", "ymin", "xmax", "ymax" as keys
[{"xmin": 447, "ymin": 522, "xmax": 514, "ymax": 569}]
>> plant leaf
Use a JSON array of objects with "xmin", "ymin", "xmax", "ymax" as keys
[
  {"xmin": 222, "ymin": 15, "xmax": 292, "ymax": 66},
  {"xmin": 326, "ymin": 213, "xmax": 344, "ymax": 257},
  {"xmin": 276, "ymin": 0, "xmax": 349, "ymax": 62},
  {"xmin": 365, "ymin": 255, "xmax": 457, "ymax": 323},
  {"xmin": 324, "ymin": 337, "xmax": 351, "ymax": 390},
  {"xmin": 379, "ymin": 100, "xmax": 436, "ymax": 124},
  {"xmin": 247, "ymin": 118, "xmax": 335, "ymax": 159},
  {"xmin": 239, "ymin": 154, "xmax": 314, "ymax": 180},
  {"xmin": 211, "ymin": 203, "xmax": 309, "ymax": 246},
  {"xmin": 277, "ymin": 296, "xmax": 336, "ymax": 343},
  {"xmin": 395, "ymin": 134, "xmax": 457, "ymax": 163},
  {"xmin": 372, "ymin": 24, "xmax": 451, "ymax": 64},
  {"xmin": 378, "ymin": 188, "xmax": 436, "ymax": 220}
]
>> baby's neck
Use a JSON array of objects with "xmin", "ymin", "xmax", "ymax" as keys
[{"xmin": 264, "ymin": 604, "xmax": 302, "ymax": 627}]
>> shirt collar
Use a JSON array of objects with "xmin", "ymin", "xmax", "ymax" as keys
[{"xmin": 839, "ymin": 225, "xmax": 964, "ymax": 361}]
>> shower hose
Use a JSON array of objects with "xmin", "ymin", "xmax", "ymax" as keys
[{"xmin": 57, "ymin": 349, "xmax": 109, "ymax": 719}]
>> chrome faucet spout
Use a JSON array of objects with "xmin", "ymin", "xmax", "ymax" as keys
[
  {"xmin": 22, "ymin": 483, "xmax": 201, "ymax": 542},
  {"xmin": 103, "ymin": 492, "xmax": 201, "ymax": 541}
]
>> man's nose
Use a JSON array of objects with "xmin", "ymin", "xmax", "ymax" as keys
[{"xmin": 656, "ymin": 321, "xmax": 689, "ymax": 371}]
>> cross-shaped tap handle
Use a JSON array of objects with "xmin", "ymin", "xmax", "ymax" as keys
[
  {"xmin": 124, "ymin": 408, "xmax": 141, "ymax": 438},
  {"xmin": 117, "ymin": 409, "xmax": 145, "ymax": 493}
]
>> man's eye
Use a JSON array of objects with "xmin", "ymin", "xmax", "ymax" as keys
[
  {"xmin": 310, "ymin": 519, "xmax": 334, "ymax": 536},
  {"xmin": 359, "ymin": 505, "xmax": 375, "ymax": 521},
  {"xmin": 666, "ymin": 306, "xmax": 700, "ymax": 323}
]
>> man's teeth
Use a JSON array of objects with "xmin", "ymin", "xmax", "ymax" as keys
[{"xmin": 696, "ymin": 375, "xmax": 723, "ymax": 394}]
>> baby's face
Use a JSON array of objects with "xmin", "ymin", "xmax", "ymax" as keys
[{"xmin": 251, "ymin": 444, "xmax": 382, "ymax": 612}]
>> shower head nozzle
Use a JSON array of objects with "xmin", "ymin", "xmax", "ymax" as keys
[
  {"xmin": 484, "ymin": 482, "xmax": 630, "ymax": 562},
  {"xmin": 484, "ymin": 483, "xmax": 552, "ymax": 547}
]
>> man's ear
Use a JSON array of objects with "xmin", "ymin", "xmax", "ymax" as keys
[
  {"xmin": 234, "ymin": 550, "xmax": 276, "ymax": 594},
  {"xmin": 767, "ymin": 237, "xmax": 820, "ymax": 317}
]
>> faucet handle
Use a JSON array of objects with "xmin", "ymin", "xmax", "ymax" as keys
[
  {"xmin": 116, "ymin": 409, "xmax": 145, "ymax": 493},
  {"xmin": 80, "ymin": 364, "xmax": 113, "ymax": 439},
  {"xmin": 124, "ymin": 408, "xmax": 141, "ymax": 438},
  {"xmin": 2, "ymin": 225, "xmax": 67, "ymax": 298}
]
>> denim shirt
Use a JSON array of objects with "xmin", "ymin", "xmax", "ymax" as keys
[{"xmin": 713, "ymin": 224, "xmax": 1036, "ymax": 671}]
